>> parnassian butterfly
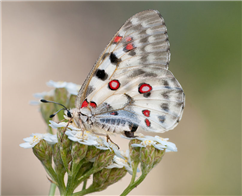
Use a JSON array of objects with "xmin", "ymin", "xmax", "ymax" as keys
[{"xmin": 47, "ymin": 10, "xmax": 185, "ymax": 138}]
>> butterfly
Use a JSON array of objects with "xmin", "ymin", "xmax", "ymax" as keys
[{"xmin": 54, "ymin": 10, "xmax": 185, "ymax": 138}]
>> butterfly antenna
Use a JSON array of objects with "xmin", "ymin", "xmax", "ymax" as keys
[
  {"xmin": 40, "ymin": 99, "xmax": 73, "ymax": 142},
  {"xmin": 40, "ymin": 99, "xmax": 72, "ymax": 118}
]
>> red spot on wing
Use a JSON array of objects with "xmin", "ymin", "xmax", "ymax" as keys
[
  {"xmin": 81, "ymin": 99, "xmax": 89, "ymax": 108},
  {"xmin": 110, "ymin": 111, "xmax": 118, "ymax": 115},
  {"xmin": 125, "ymin": 43, "xmax": 135, "ymax": 51},
  {"xmin": 138, "ymin": 83, "xmax": 152, "ymax": 94},
  {"xmin": 114, "ymin": 35, "xmax": 122, "ymax": 43},
  {"xmin": 145, "ymin": 119, "xmax": 151, "ymax": 127},
  {"xmin": 142, "ymin": 110, "xmax": 150, "ymax": 117},
  {"xmin": 90, "ymin": 101, "xmax": 97, "ymax": 108},
  {"xmin": 108, "ymin": 80, "xmax": 120, "ymax": 90},
  {"xmin": 125, "ymin": 36, "xmax": 132, "ymax": 42}
]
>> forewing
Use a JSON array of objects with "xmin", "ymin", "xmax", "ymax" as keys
[{"xmin": 76, "ymin": 10, "xmax": 170, "ymax": 108}]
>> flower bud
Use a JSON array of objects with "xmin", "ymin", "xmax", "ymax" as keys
[
  {"xmin": 100, "ymin": 167, "xmax": 127, "ymax": 190},
  {"xmin": 57, "ymin": 128, "xmax": 72, "ymax": 172},
  {"xmin": 71, "ymin": 142, "xmax": 88, "ymax": 163},
  {"xmin": 75, "ymin": 162, "xmax": 93, "ymax": 180},
  {"xmin": 53, "ymin": 143, "xmax": 65, "ymax": 174},
  {"xmin": 71, "ymin": 142, "xmax": 88, "ymax": 176},
  {"xmin": 93, "ymin": 150, "xmax": 115, "ymax": 170},
  {"xmin": 33, "ymin": 139, "xmax": 52, "ymax": 166},
  {"xmin": 140, "ymin": 145, "xmax": 155, "ymax": 174},
  {"xmin": 129, "ymin": 139, "xmax": 141, "ymax": 163},
  {"xmin": 85, "ymin": 145, "xmax": 101, "ymax": 161},
  {"xmin": 93, "ymin": 168, "xmax": 111, "ymax": 187},
  {"xmin": 152, "ymin": 148, "xmax": 165, "ymax": 168},
  {"xmin": 77, "ymin": 150, "xmax": 115, "ymax": 182}
]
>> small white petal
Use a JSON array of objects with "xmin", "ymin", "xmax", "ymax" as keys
[
  {"xmin": 154, "ymin": 144, "xmax": 166, "ymax": 151},
  {"xmin": 47, "ymin": 80, "xmax": 67, "ymax": 88},
  {"xmin": 49, "ymin": 120, "xmax": 67, "ymax": 129},
  {"xmin": 44, "ymin": 134, "xmax": 58, "ymax": 144},
  {"xmin": 19, "ymin": 143, "xmax": 34, "ymax": 148},
  {"xmin": 131, "ymin": 143, "xmax": 143, "ymax": 148},
  {"xmin": 106, "ymin": 163, "xmax": 123, "ymax": 169}
]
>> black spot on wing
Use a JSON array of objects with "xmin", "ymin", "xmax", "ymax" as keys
[
  {"xmin": 144, "ymin": 72, "xmax": 158, "ymax": 77},
  {"xmin": 161, "ymin": 103, "xmax": 169, "ymax": 111},
  {"xmin": 95, "ymin": 69, "xmax": 108, "ymax": 81},
  {"xmin": 110, "ymin": 52, "xmax": 121, "ymax": 65},
  {"xmin": 128, "ymin": 50, "xmax": 136, "ymax": 56},
  {"xmin": 143, "ymin": 92, "xmax": 151, "ymax": 98},
  {"xmin": 158, "ymin": 115, "xmax": 166, "ymax": 123},
  {"xmin": 130, "ymin": 69, "xmax": 146, "ymax": 77},
  {"xmin": 140, "ymin": 36, "xmax": 149, "ymax": 44},
  {"xmin": 163, "ymin": 80, "xmax": 169, "ymax": 86},
  {"xmin": 162, "ymin": 91, "xmax": 169, "ymax": 99}
]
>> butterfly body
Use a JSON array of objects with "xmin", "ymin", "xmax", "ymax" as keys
[{"xmin": 71, "ymin": 10, "xmax": 185, "ymax": 137}]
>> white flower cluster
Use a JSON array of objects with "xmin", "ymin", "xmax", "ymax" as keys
[
  {"xmin": 30, "ymin": 80, "xmax": 81, "ymax": 105},
  {"xmin": 19, "ymin": 133, "xmax": 58, "ymax": 148},
  {"xmin": 20, "ymin": 120, "xmax": 135, "ymax": 174},
  {"xmin": 122, "ymin": 134, "xmax": 177, "ymax": 152}
]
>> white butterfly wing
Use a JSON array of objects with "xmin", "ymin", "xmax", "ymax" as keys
[{"xmin": 76, "ymin": 10, "xmax": 184, "ymax": 134}]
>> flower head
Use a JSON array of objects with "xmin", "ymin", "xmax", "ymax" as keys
[
  {"xmin": 20, "ymin": 133, "xmax": 57, "ymax": 148},
  {"xmin": 130, "ymin": 135, "xmax": 177, "ymax": 152},
  {"xmin": 44, "ymin": 133, "xmax": 58, "ymax": 145},
  {"xmin": 106, "ymin": 155, "xmax": 133, "ymax": 175},
  {"xmin": 94, "ymin": 136, "xmax": 110, "ymax": 150},
  {"xmin": 65, "ymin": 130, "xmax": 98, "ymax": 146},
  {"xmin": 20, "ymin": 133, "xmax": 44, "ymax": 148},
  {"xmin": 47, "ymin": 80, "xmax": 81, "ymax": 96},
  {"xmin": 49, "ymin": 120, "xmax": 81, "ymax": 131}
]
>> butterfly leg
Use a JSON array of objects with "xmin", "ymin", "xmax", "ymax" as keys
[
  {"xmin": 61, "ymin": 117, "xmax": 73, "ymax": 142},
  {"xmin": 58, "ymin": 118, "xmax": 69, "ymax": 123},
  {"xmin": 106, "ymin": 135, "xmax": 120, "ymax": 149}
]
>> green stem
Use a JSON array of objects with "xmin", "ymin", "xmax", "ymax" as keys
[
  {"xmin": 73, "ymin": 185, "xmax": 97, "ymax": 196},
  {"xmin": 82, "ymin": 179, "xmax": 87, "ymax": 190},
  {"xmin": 120, "ymin": 173, "xmax": 147, "ymax": 196},
  {"xmin": 48, "ymin": 183, "xmax": 56, "ymax": 196},
  {"xmin": 65, "ymin": 160, "xmax": 86, "ymax": 195},
  {"xmin": 130, "ymin": 161, "xmax": 139, "ymax": 184},
  {"xmin": 56, "ymin": 172, "xmax": 66, "ymax": 195},
  {"xmin": 43, "ymin": 163, "xmax": 58, "ymax": 185},
  {"xmin": 65, "ymin": 174, "xmax": 75, "ymax": 196}
]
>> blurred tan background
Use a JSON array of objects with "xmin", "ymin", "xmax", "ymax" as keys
[{"xmin": 2, "ymin": 2, "xmax": 241, "ymax": 195}]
